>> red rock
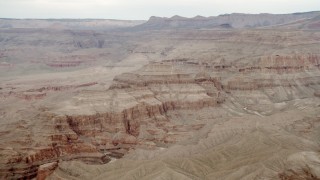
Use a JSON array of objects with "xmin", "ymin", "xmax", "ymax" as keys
[{"xmin": 36, "ymin": 162, "xmax": 58, "ymax": 180}]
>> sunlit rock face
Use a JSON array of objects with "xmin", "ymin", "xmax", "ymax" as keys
[{"xmin": 0, "ymin": 12, "xmax": 320, "ymax": 179}]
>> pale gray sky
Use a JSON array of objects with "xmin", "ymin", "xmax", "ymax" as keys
[{"xmin": 0, "ymin": 0, "xmax": 319, "ymax": 20}]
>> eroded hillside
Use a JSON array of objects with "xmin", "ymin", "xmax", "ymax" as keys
[{"xmin": 0, "ymin": 14, "xmax": 320, "ymax": 179}]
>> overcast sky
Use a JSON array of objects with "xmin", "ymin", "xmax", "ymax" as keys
[{"xmin": 0, "ymin": 0, "xmax": 319, "ymax": 20}]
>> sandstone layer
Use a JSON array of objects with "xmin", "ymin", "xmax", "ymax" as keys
[{"xmin": 0, "ymin": 14, "xmax": 320, "ymax": 179}]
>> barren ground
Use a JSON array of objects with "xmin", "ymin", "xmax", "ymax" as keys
[{"xmin": 0, "ymin": 14, "xmax": 320, "ymax": 179}]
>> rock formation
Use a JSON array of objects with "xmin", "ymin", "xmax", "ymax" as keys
[
  {"xmin": 0, "ymin": 13, "xmax": 320, "ymax": 179},
  {"xmin": 135, "ymin": 11, "xmax": 320, "ymax": 30}
]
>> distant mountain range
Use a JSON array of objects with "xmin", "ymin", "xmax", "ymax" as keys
[
  {"xmin": 0, "ymin": 19, "xmax": 146, "ymax": 30},
  {"xmin": 1, "ymin": 11, "xmax": 320, "ymax": 30},
  {"xmin": 134, "ymin": 11, "xmax": 320, "ymax": 30}
]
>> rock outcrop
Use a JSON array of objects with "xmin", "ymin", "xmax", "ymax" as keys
[
  {"xmin": 238, "ymin": 54, "xmax": 320, "ymax": 73},
  {"xmin": 1, "ymin": 13, "xmax": 320, "ymax": 179},
  {"xmin": 0, "ymin": 61, "xmax": 223, "ymax": 179},
  {"xmin": 36, "ymin": 162, "xmax": 58, "ymax": 180}
]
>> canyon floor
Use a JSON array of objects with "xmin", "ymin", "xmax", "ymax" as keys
[{"xmin": 0, "ymin": 13, "xmax": 320, "ymax": 179}]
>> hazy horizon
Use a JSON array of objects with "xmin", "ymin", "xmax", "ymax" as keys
[
  {"xmin": 0, "ymin": 0, "xmax": 319, "ymax": 20},
  {"xmin": 1, "ymin": 11, "xmax": 320, "ymax": 21}
]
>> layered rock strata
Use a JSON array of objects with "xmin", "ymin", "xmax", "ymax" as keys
[{"xmin": 0, "ymin": 62, "xmax": 222, "ymax": 179}]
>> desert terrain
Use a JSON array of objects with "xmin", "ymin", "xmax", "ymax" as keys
[{"xmin": 0, "ymin": 12, "xmax": 320, "ymax": 179}]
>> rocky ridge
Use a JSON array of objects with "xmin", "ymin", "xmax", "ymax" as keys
[
  {"xmin": 0, "ymin": 14, "xmax": 320, "ymax": 179},
  {"xmin": 135, "ymin": 11, "xmax": 320, "ymax": 30}
]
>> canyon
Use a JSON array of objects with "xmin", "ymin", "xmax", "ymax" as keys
[{"xmin": 0, "ymin": 12, "xmax": 320, "ymax": 179}]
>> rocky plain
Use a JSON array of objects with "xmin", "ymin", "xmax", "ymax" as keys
[{"xmin": 0, "ymin": 12, "xmax": 320, "ymax": 179}]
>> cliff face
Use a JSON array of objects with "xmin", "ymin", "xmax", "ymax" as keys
[
  {"xmin": 1, "ymin": 14, "xmax": 320, "ymax": 179},
  {"xmin": 2, "ymin": 53, "xmax": 320, "ymax": 178},
  {"xmin": 238, "ymin": 54, "xmax": 320, "ymax": 73},
  {"xmin": 0, "ymin": 61, "xmax": 223, "ymax": 179},
  {"xmin": 53, "ymin": 62, "xmax": 222, "ymax": 147}
]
